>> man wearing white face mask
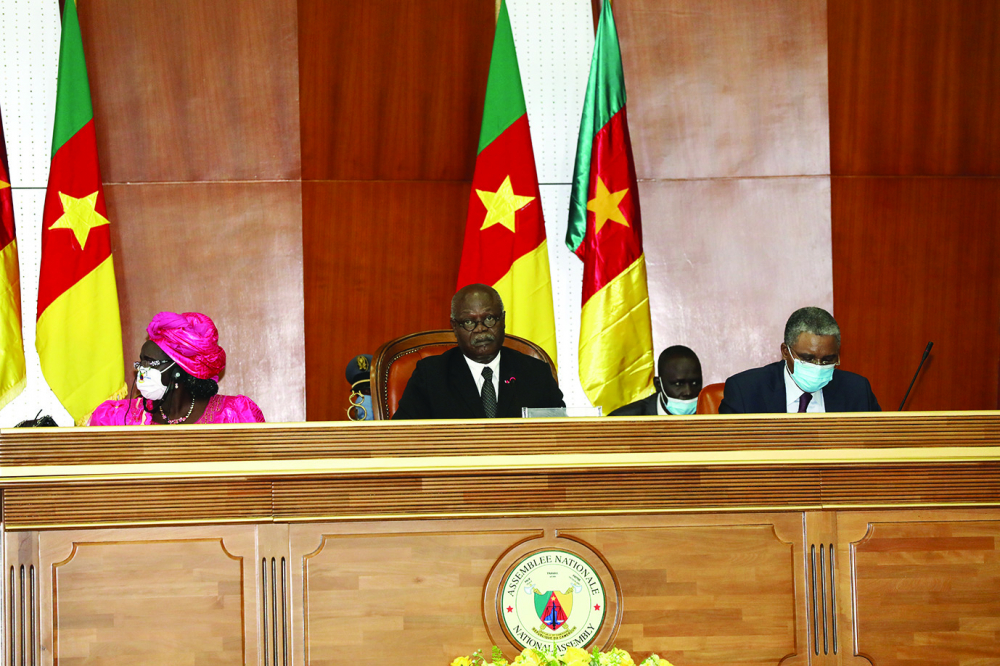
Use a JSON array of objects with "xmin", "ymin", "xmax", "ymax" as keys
[
  {"xmin": 610, "ymin": 346, "xmax": 703, "ymax": 416},
  {"xmin": 719, "ymin": 306, "xmax": 880, "ymax": 414}
]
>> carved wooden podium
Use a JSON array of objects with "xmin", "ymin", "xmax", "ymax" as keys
[{"xmin": 2, "ymin": 412, "xmax": 1000, "ymax": 665}]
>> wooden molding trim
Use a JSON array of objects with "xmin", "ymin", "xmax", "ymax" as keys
[
  {"xmin": 2, "ymin": 412, "xmax": 1000, "ymax": 468},
  {"xmin": 4, "ymin": 415, "xmax": 1000, "ymax": 529}
]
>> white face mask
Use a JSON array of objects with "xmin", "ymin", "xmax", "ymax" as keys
[
  {"xmin": 662, "ymin": 394, "xmax": 698, "ymax": 415},
  {"xmin": 136, "ymin": 362, "xmax": 174, "ymax": 401}
]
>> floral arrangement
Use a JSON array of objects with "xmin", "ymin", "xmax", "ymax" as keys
[{"xmin": 451, "ymin": 646, "xmax": 673, "ymax": 666}]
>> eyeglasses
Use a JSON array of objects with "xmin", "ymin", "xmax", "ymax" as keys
[
  {"xmin": 134, "ymin": 359, "xmax": 172, "ymax": 370},
  {"xmin": 788, "ymin": 349, "xmax": 840, "ymax": 366},
  {"xmin": 451, "ymin": 313, "xmax": 503, "ymax": 332}
]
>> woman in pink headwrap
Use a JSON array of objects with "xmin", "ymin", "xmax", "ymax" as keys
[{"xmin": 88, "ymin": 312, "xmax": 265, "ymax": 425}]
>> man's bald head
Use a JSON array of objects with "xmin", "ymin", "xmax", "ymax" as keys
[
  {"xmin": 657, "ymin": 345, "xmax": 702, "ymax": 400},
  {"xmin": 451, "ymin": 284, "xmax": 504, "ymax": 319}
]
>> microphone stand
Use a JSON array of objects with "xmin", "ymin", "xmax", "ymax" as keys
[{"xmin": 898, "ymin": 342, "xmax": 933, "ymax": 411}]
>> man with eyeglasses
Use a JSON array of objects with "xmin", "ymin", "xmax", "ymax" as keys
[
  {"xmin": 719, "ymin": 306, "xmax": 880, "ymax": 414},
  {"xmin": 392, "ymin": 283, "xmax": 564, "ymax": 419}
]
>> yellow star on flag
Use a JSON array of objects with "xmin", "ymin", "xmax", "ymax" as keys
[
  {"xmin": 587, "ymin": 176, "xmax": 630, "ymax": 235},
  {"xmin": 477, "ymin": 175, "xmax": 535, "ymax": 233},
  {"xmin": 0, "ymin": 179, "xmax": 10, "ymax": 190},
  {"xmin": 49, "ymin": 191, "xmax": 110, "ymax": 250}
]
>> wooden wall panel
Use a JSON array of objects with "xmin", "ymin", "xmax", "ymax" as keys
[
  {"xmin": 839, "ymin": 510, "xmax": 1000, "ymax": 664},
  {"xmin": 291, "ymin": 515, "xmax": 807, "ymax": 666},
  {"xmin": 831, "ymin": 178, "xmax": 1000, "ymax": 411},
  {"xmin": 80, "ymin": 0, "xmax": 301, "ymax": 183},
  {"xmin": 563, "ymin": 520, "xmax": 804, "ymax": 665},
  {"xmin": 73, "ymin": 0, "xmax": 307, "ymax": 422},
  {"xmin": 829, "ymin": 1, "xmax": 1000, "ymax": 411},
  {"xmin": 642, "ymin": 177, "xmax": 833, "ymax": 387},
  {"xmin": 618, "ymin": 0, "xmax": 830, "ymax": 179},
  {"xmin": 294, "ymin": 528, "xmax": 523, "ymax": 665},
  {"xmin": 612, "ymin": 0, "xmax": 833, "ymax": 389},
  {"xmin": 299, "ymin": 0, "xmax": 493, "ymax": 420},
  {"xmin": 829, "ymin": 0, "xmax": 1000, "ymax": 177},
  {"xmin": 298, "ymin": 0, "xmax": 493, "ymax": 181},
  {"xmin": 106, "ymin": 182, "xmax": 306, "ymax": 422},
  {"xmin": 302, "ymin": 181, "xmax": 468, "ymax": 421},
  {"xmin": 39, "ymin": 527, "xmax": 258, "ymax": 666}
]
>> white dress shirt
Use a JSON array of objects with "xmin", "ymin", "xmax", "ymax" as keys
[
  {"xmin": 464, "ymin": 349, "xmax": 502, "ymax": 399},
  {"xmin": 783, "ymin": 362, "xmax": 826, "ymax": 413}
]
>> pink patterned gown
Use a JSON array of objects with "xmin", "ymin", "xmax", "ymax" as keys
[{"xmin": 88, "ymin": 395, "xmax": 265, "ymax": 425}]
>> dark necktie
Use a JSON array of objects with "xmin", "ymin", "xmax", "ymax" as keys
[
  {"xmin": 798, "ymin": 392, "xmax": 812, "ymax": 413},
  {"xmin": 482, "ymin": 367, "xmax": 497, "ymax": 418}
]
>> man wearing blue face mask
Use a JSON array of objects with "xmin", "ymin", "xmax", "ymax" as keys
[
  {"xmin": 610, "ymin": 346, "xmax": 703, "ymax": 416},
  {"xmin": 719, "ymin": 307, "xmax": 880, "ymax": 414}
]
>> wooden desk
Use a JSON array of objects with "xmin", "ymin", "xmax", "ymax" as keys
[{"xmin": 2, "ymin": 412, "xmax": 999, "ymax": 665}]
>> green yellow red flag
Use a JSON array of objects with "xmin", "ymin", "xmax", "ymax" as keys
[
  {"xmin": 566, "ymin": 0, "xmax": 654, "ymax": 413},
  {"xmin": 0, "ymin": 106, "xmax": 27, "ymax": 410},
  {"xmin": 457, "ymin": 0, "xmax": 557, "ymax": 365},
  {"xmin": 37, "ymin": 0, "xmax": 125, "ymax": 424}
]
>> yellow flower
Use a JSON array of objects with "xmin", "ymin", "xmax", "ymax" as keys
[
  {"xmin": 516, "ymin": 648, "xmax": 543, "ymax": 666},
  {"xmin": 451, "ymin": 658, "xmax": 471, "ymax": 666},
  {"xmin": 562, "ymin": 646, "xmax": 591, "ymax": 666}
]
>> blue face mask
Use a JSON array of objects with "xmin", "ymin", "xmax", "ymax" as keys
[
  {"xmin": 789, "ymin": 358, "xmax": 836, "ymax": 393},
  {"xmin": 663, "ymin": 394, "xmax": 698, "ymax": 415}
]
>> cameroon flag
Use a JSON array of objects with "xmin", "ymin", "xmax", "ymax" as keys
[
  {"xmin": 0, "ymin": 106, "xmax": 27, "ymax": 410},
  {"xmin": 567, "ymin": 0, "xmax": 653, "ymax": 413},
  {"xmin": 37, "ymin": 0, "xmax": 125, "ymax": 425},
  {"xmin": 457, "ymin": 0, "xmax": 557, "ymax": 365}
]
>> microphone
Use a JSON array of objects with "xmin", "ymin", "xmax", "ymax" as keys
[{"xmin": 898, "ymin": 342, "xmax": 933, "ymax": 411}]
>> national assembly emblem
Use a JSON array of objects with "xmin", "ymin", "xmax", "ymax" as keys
[{"xmin": 498, "ymin": 549, "xmax": 607, "ymax": 652}]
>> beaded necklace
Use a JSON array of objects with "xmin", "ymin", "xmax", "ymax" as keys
[{"xmin": 160, "ymin": 395, "xmax": 196, "ymax": 424}]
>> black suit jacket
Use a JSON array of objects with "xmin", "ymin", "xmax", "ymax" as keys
[
  {"xmin": 718, "ymin": 360, "xmax": 880, "ymax": 414},
  {"xmin": 392, "ymin": 347, "xmax": 565, "ymax": 420},
  {"xmin": 609, "ymin": 393, "xmax": 660, "ymax": 416}
]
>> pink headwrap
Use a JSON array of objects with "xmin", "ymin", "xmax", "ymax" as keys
[{"xmin": 147, "ymin": 312, "xmax": 227, "ymax": 381}]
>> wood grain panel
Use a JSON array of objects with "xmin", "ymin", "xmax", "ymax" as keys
[
  {"xmin": 298, "ymin": 0, "xmax": 493, "ymax": 181},
  {"xmin": 6, "ymin": 457, "xmax": 1000, "ymax": 529},
  {"xmin": 641, "ymin": 177, "xmax": 833, "ymax": 388},
  {"xmin": 273, "ymin": 462, "xmax": 1000, "ymax": 523},
  {"xmin": 829, "ymin": 0, "xmax": 1000, "ymax": 176},
  {"xmin": 4, "ymin": 413, "xmax": 1000, "ymax": 467},
  {"xmin": 839, "ymin": 510, "xmax": 1000, "ymax": 664},
  {"xmin": 41, "ymin": 528, "xmax": 256, "ymax": 666},
  {"xmin": 79, "ymin": 0, "xmax": 301, "ymax": 183},
  {"xmin": 290, "ymin": 515, "xmax": 806, "ymax": 666},
  {"xmin": 295, "ymin": 528, "xmax": 528, "ymax": 666},
  {"xmin": 820, "ymin": 462, "xmax": 1000, "ymax": 506},
  {"xmin": 273, "ymin": 467, "xmax": 823, "ymax": 522},
  {"xmin": 831, "ymin": 177, "xmax": 1000, "ymax": 411},
  {"xmin": 616, "ymin": 0, "xmax": 829, "ymax": 179},
  {"xmin": 3, "ymin": 479, "xmax": 272, "ymax": 528},
  {"xmin": 303, "ymin": 181, "xmax": 468, "ymax": 421},
  {"xmin": 106, "ymin": 181, "xmax": 305, "ymax": 423},
  {"xmin": 562, "ymin": 520, "xmax": 804, "ymax": 665}
]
